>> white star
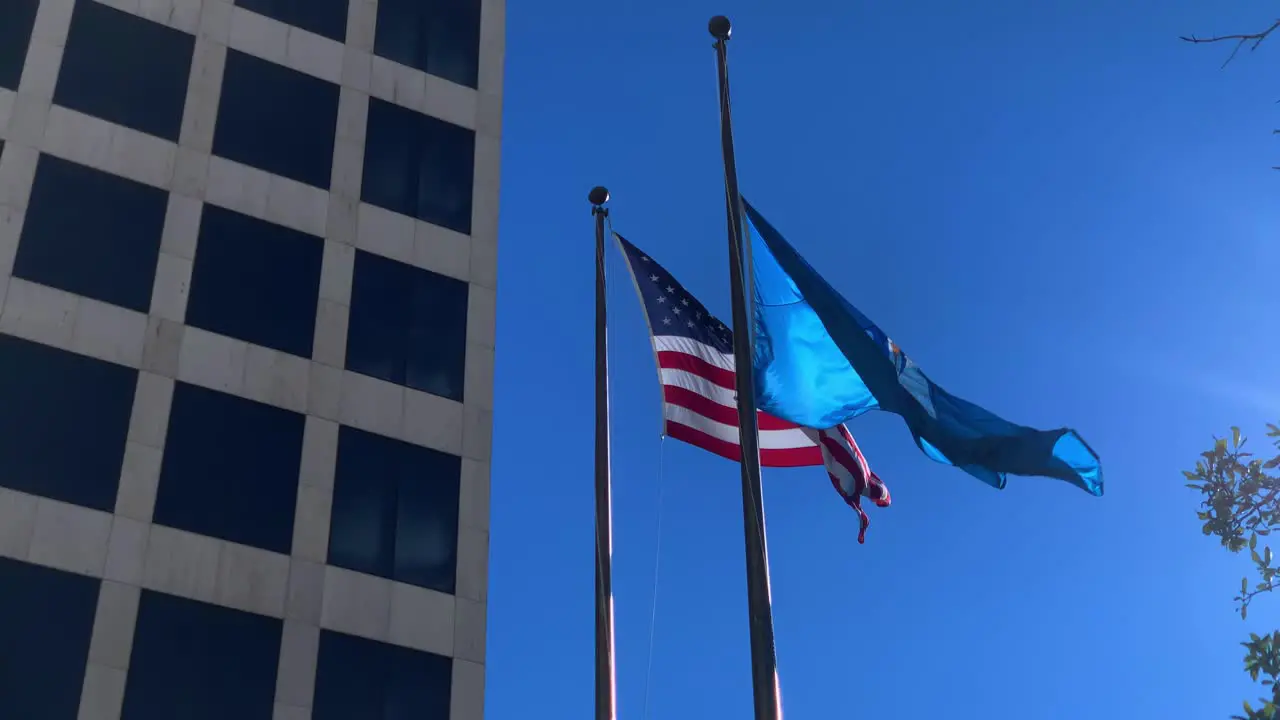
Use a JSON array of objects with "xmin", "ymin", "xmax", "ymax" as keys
[
  {"xmin": 681, "ymin": 298, "xmax": 690, "ymax": 306},
  {"xmin": 695, "ymin": 311, "xmax": 703, "ymax": 320},
  {"xmin": 656, "ymin": 296, "xmax": 666, "ymax": 304},
  {"xmin": 649, "ymin": 274, "xmax": 659, "ymax": 282},
  {"xmin": 672, "ymin": 307, "xmax": 682, "ymax": 315},
  {"xmin": 666, "ymin": 286, "xmax": 675, "ymax": 294},
  {"xmin": 662, "ymin": 317, "xmax": 672, "ymax": 325},
  {"xmin": 686, "ymin": 320, "xmax": 695, "ymax": 328},
  {"xmin": 641, "ymin": 256, "xmax": 650, "ymax": 262}
]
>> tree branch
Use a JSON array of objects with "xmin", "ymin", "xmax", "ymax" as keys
[
  {"xmin": 1229, "ymin": 488, "xmax": 1280, "ymax": 539},
  {"xmin": 1241, "ymin": 581, "xmax": 1278, "ymax": 611},
  {"xmin": 1181, "ymin": 19, "xmax": 1280, "ymax": 68}
]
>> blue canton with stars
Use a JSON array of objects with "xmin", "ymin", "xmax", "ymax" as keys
[{"xmin": 614, "ymin": 233, "xmax": 733, "ymax": 354}]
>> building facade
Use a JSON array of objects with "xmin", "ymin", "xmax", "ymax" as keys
[{"xmin": 0, "ymin": 0, "xmax": 500, "ymax": 717}]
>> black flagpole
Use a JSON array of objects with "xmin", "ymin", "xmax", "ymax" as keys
[
  {"xmin": 590, "ymin": 186, "xmax": 619, "ymax": 720},
  {"xmin": 709, "ymin": 16, "xmax": 784, "ymax": 720}
]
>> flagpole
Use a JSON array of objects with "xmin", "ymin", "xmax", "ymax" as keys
[
  {"xmin": 590, "ymin": 186, "xmax": 619, "ymax": 720},
  {"xmin": 708, "ymin": 16, "xmax": 783, "ymax": 720}
]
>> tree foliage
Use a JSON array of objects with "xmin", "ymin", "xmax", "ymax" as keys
[{"xmin": 1185, "ymin": 424, "xmax": 1280, "ymax": 719}]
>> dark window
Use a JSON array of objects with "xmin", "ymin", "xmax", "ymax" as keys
[
  {"xmin": 187, "ymin": 206, "xmax": 324, "ymax": 358},
  {"xmin": 373, "ymin": 0, "xmax": 480, "ymax": 89},
  {"xmin": 154, "ymin": 383, "xmax": 305, "ymax": 555},
  {"xmin": 213, "ymin": 49, "xmax": 339, "ymax": 189},
  {"xmin": 0, "ymin": 335, "xmax": 136, "ymax": 511},
  {"xmin": 346, "ymin": 250, "xmax": 468, "ymax": 401},
  {"xmin": 0, "ymin": 0, "xmax": 38, "ymax": 91},
  {"xmin": 328, "ymin": 425, "xmax": 460, "ymax": 594},
  {"xmin": 15, "ymin": 154, "xmax": 168, "ymax": 313},
  {"xmin": 0, "ymin": 558, "xmax": 100, "ymax": 719},
  {"xmin": 55, "ymin": 1, "xmax": 194, "ymax": 141},
  {"xmin": 123, "ymin": 591, "xmax": 281, "ymax": 720},
  {"xmin": 362, "ymin": 98, "xmax": 475, "ymax": 234},
  {"xmin": 313, "ymin": 629, "xmax": 452, "ymax": 720},
  {"xmin": 235, "ymin": 0, "xmax": 349, "ymax": 43}
]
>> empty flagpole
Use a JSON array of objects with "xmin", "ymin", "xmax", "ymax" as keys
[
  {"xmin": 590, "ymin": 186, "xmax": 619, "ymax": 720},
  {"xmin": 708, "ymin": 16, "xmax": 784, "ymax": 720}
]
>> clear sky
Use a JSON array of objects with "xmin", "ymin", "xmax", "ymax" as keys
[{"xmin": 487, "ymin": 0, "xmax": 1280, "ymax": 717}]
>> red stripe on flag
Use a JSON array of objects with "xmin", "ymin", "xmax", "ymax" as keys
[
  {"xmin": 662, "ymin": 385, "xmax": 800, "ymax": 432},
  {"xmin": 665, "ymin": 420, "xmax": 823, "ymax": 467},
  {"xmin": 657, "ymin": 351, "xmax": 735, "ymax": 391},
  {"xmin": 837, "ymin": 424, "xmax": 891, "ymax": 506},
  {"xmin": 826, "ymin": 471, "xmax": 871, "ymax": 544}
]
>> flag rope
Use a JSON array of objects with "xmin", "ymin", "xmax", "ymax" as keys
[{"xmin": 641, "ymin": 436, "xmax": 667, "ymax": 720}]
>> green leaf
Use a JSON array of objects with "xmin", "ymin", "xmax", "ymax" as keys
[
  {"xmin": 1253, "ymin": 549, "xmax": 1263, "ymax": 565},
  {"xmin": 1184, "ymin": 470, "xmax": 1200, "ymax": 480},
  {"xmin": 1244, "ymin": 604, "xmax": 1249, "ymax": 620},
  {"xmin": 1246, "ymin": 699, "xmax": 1255, "ymax": 715},
  {"xmin": 1235, "ymin": 427, "xmax": 1243, "ymax": 447},
  {"xmin": 1253, "ymin": 535, "xmax": 1259, "ymax": 550},
  {"xmin": 1266, "ymin": 546, "xmax": 1272, "ymax": 566},
  {"xmin": 1218, "ymin": 438, "xmax": 1230, "ymax": 455},
  {"xmin": 1246, "ymin": 577, "xmax": 1251, "ymax": 593},
  {"xmin": 1265, "ymin": 457, "xmax": 1280, "ymax": 470}
]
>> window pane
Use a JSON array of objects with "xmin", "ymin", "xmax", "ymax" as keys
[
  {"xmin": 374, "ymin": 0, "xmax": 480, "ymax": 89},
  {"xmin": 187, "ymin": 205, "xmax": 324, "ymax": 358},
  {"xmin": 424, "ymin": 0, "xmax": 481, "ymax": 89},
  {"xmin": 15, "ymin": 154, "xmax": 168, "ymax": 313},
  {"xmin": 313, "ymin": 630, "xmax": 386, "ymax": 719},
  {"xmin": 416, "ymin": 116, "xmax": 474, "ymax": 235},
  {"xmin": 382, "ymin": 639, "xmax": 453, "ymax": 720},
  {"xmin": 347, "ymin": 250, "xmax": 469, "ymax": 400},
  {"xmin": 235, "ymin": 0, "xmax": 349, "ymax": 43},
  {"xmin": 0, "ymin": 334, "xmax": 136, "ymax": 511},
  {"xmin": 123, "ymin": 592, "xmax": 282, "ymax": 720},
  {"xmin": 0, "ymin": 0, "xmax": 38, "ymax": 91},
  {"xmin": 370, "ymin": 0, "xmax": 421, "ymax": 72},
  {"xmin": 0, "ymin": 558, "xmax": 99, "ymax": 719},
  {"xmin": 393, "ymin": 446, "xmax": 460, "ymax": 593},
  {"xmin": 314, "ymin": 629, "xmax": 452, "ymax": 720},
  {"xmin": 55, "ymin": 1, "xmax": 194, "ymax": 141},
  {"xmin": 404, "ymin": 268, "xmax": 467, "ymax": 401},
  {"xmin": 361, "ymin": 98, "xmax": 475, "ymax": 234},
  {"xmin": 213, "ymin": 50, "xmax": 339, "ymax": 189},
  {"xmin": 328, "ymin": 426, "xmax": 400, "ymax": 579},
  {"xmin": 329, "ymin": 425, "xmax": 461, "ymax": 593},
  {"xmin": 155, "ymin": 383, "xmax": 305, "ymax": 554},
  {"xmin": 346, "ymin": 250, "xmax": 411, "ymax": 386},
  {"xmin": 361, "ymin": 98, "xmax": 420, "ymax": 219}
]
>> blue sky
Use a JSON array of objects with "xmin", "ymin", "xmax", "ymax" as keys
[{"xmin": 487, "ymin": 0, "xmax": 1280, "ymax": 717}]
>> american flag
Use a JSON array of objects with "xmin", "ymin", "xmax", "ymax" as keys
[{"xmin": 614, "ymin": 233, "xmax": 891, "ymax": 542}]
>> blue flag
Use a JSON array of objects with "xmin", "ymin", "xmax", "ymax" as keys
[{"xmin": 743, "ymin": 199, "xmax": 1103, "ymax": 496}]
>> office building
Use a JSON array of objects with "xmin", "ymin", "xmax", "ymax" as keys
[{"xmin": 0, "ymin": 0, "xmax": 500, "ymax": 716}]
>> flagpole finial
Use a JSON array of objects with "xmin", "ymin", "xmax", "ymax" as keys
[
  {"xmin": 588, "ymin": 186, "xmax": 610, "ymax": 208},
  {"xmin": 708, "ymin": 15, "xmax": 731, "ymax": 40}
]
